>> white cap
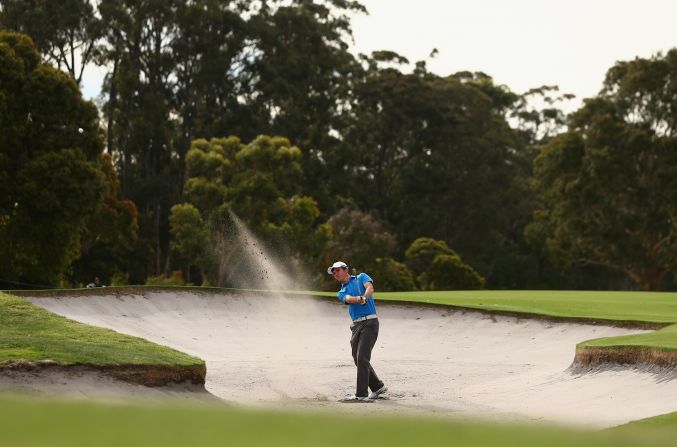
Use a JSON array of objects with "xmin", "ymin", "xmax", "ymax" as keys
[{"xmin": 327, "ymin": 261, "xmax": 348, "ymax": 274}]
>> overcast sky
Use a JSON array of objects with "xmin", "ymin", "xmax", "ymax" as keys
[
  {"xmin": 348, "ymin": 0, "xmax": 677, "ymax": 109},
  {"xmin": 83, "ymin": 0, "xmax": 677, "ymax": 111}
]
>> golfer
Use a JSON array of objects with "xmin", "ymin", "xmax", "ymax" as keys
[{"xmin": 328, "ymin": 261, "xmax": 387, "ymax": 402}]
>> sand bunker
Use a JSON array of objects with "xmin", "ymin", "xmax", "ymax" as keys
[{"xmin": 13, "ymin": 290, "xmax": 677, "ymax": 427}]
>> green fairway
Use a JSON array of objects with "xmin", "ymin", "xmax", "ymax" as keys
[
  {"xmin": 362, "ymin": 290, "xmax": 677, "ymax": 354},
  {"xmin": 0, "ymin": 394, "xmax": 674, "ymax": 447},
  {"xmin": 372, "ymin": 290, "xmax": 677, "ymax": 324},
  {"xmin": 0, "ymin": 292, "xmax": 202, "ymax": 366}
]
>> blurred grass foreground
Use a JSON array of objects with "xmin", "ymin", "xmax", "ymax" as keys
[{"xmin": 0, "ymin": 395, "xmax": 676, "ymax": 447}]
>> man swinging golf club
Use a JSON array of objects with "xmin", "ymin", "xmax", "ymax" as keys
[{"xmin": 328, "ymin": 261, "xmax": 387, "ymax": 402}]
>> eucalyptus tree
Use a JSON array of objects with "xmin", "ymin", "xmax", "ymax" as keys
[
  {"xmin": 527, "ymin": 50, "xmax": 677, "ymax": 290},
  {"xmin": 0, "ymin": 0, "xmax": 102, "ymax": 84},
  {"xmin": 343, "ymin": 57, "xmax": 534, "ymax": 287},
  {"xmin": 97, "ymin": 0, "xmax": 181, "ymax": 274},
  {"xmin": 243, "ymin": 0, "xmax": 367, "ymax": 210}
]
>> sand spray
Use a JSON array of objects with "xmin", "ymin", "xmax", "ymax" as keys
[{"xmin": 211, "ymin": 210, "xmax": 336, "ymax": 318}]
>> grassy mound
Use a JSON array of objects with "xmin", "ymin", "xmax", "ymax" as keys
[{"xmin": 0, "ymin": 292, "xmax": 204, "ymax": 383}]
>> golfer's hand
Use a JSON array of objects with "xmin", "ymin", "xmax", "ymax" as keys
[{"xmin": 359, "ymin": 296, "xmax": 367, "ymax": 305}]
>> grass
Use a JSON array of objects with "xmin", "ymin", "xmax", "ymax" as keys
[
  {"xmin": 578, "ymin": 323, "xmax": 677, "ymax": 350},
  {"xmin": 370, "ymin": 290, "xmax": 677, "ymax": 324},
  {"xmin": 0, "ymin": 292, "xmax": 202, "ymax": 366},
  {"xmin": 615, "ymin": 411, "xmax": 677, "ymax": 431},
  {"xmin": 0, "ymin": 394, "xmax": 675, "ymax": 447}
]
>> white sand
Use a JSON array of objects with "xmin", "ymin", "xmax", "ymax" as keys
[{"xmin": 12, "ymin": 290, "xmax": 677, "ymax": 427}]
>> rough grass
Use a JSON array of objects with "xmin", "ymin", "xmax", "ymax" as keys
[
  {"xmin": 0, "ymin": 292, "xmax": 202, "ymax": 366},
  {"xmin": 0, "ymin": 395, "xmax": 674, "ymax": 447}
]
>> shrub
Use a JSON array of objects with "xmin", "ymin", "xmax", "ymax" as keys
[
  {"xmin": 322, "ymin": 207, "xmax": 397, "ymax": 271},
  {"xmin": 427, "ymin": 254, "xmax": 485, "ymax": 290},
  {"xmin": 145, "ymin": 271, "xmax": 187, "ymax": 286},
  {"xmin": 368, "ymin": 257, "xmax": 417, "ymax": 292},
  {"xmin": 110, "ymin": 272, "xmax": 129, "ymax": 287},
  {"xmin": 404, "ymin": 237, "xmax": 456, "ymax": 277}
]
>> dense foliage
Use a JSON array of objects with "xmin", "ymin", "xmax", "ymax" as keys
[
  {"xmin": 1, "ymin": 1, "xmax": 675, "ymax": 290},
  {"xmin": 527, "ymin": 50, "xmax": 677, "ymax": 291},
  {"xmin": 0, "ymin": 32, "xmax": 110, "ymax": 286}
]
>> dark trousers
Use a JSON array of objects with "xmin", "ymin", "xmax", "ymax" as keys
[{"xmin": 350, "ymin": 318, "xmax": 384, "ymax": 397}]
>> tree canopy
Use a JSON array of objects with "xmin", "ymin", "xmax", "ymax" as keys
[
  {"xmin": 1, "ymin": 2, "xmax": 675, "ymax": 291},
  {"xmin": 527, "ymin": 50, "xmax": 677, "ymax": 290},
  {"xmin": 0, "ymin": 32, "xmax": 108, "ymax": 287}
]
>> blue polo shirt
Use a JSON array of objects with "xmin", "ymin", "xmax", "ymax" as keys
[{"xmin": 337, "ymin": 273, "xmax": 377, "ymax": 321}]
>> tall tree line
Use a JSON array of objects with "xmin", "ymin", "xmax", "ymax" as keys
[{"xmin": 1, "ymin": 0, "xmax": 674, "ymax": 290}]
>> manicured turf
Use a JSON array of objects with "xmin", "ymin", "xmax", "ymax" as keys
[
  {"xmin": 0, "ymin": 395, "xmax": 674, "ymax": 447},
  {"xmin": 579, "ymin": 323, "xmax": 677, "ymax": 350},
  {"xmin": 303, "ymin": 289, "xmax": 677, "ymax": 352},
  {"xmin": 342, "ymin": 290, "xmax": 677, "ymax": 352},
  {"xmin": 0, "ymin": 292, "xmax": 203, "ymax": 366},
  {"xmin": 372, "ymin": 290, "xmax": 677, "ymax": 324}
]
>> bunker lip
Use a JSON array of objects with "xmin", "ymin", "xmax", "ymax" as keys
[
  {"xmin": 573, "ymin": 346, "xmax": 677, "ymax": 370},
  {"xmin": 1, "ymin": 359, "xmax": 206, "ymax": 387},
  {"xmin": 13, "ymin": 287, "xmax": 675, "ymax": 372},
  {"xmin": 365, "ymin": 298, "xmax": 669, "ymax": 331},
  {"xmin": 11, "ymin": 287, "xmax": 669, "ymax": 331}
]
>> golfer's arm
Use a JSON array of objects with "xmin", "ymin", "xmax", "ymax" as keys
[
  {"xmin": 363, "ymin": 282, "xmax": 374, "ymax": 299},
  {"xmin": 342, "ymin": 282, "xmax": 374, "ymax": 304}
]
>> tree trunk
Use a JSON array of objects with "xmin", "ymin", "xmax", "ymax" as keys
[{"xmin": 106, "ymin": 58, "xmax": 118, "ymax": 154}]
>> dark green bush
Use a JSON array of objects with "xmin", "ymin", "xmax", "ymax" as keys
[
  {"xmin": 404, "ymin": 237, "xmax": 457, "ymax": 276},
  {"xmin": 427, "ymin": 254, "xmax": 485, "ymax": 290},
  {"xmin": 369, "ymin": 257, "xmax": 417, "ymax": 292}
]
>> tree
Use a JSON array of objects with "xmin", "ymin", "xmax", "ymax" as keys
[
  {"xmin": 177, "ymin": 135, "xmax": 328, "ymax": 286},
  {"xmin": 97, "ymin": 0, "xmax": 181, "ymax": 276},
  {"xmin": 70, "ymin": 154, "xmax": 139, "ymax": 286},
  {"xmin": 171, "ymin": 0, "xmax": 249, "ymax": 188},
  {"xmin": 244, "ymin": 0, "xmax": 366, "ymax": 212},
  {"xmin": 510, "ymin": 85, "xmax": 575, "ymax": 146},
  {"xmin": 169, "ymin": 203, "xmax": 212, "ymax": 284},
  {"xmin": 342, "ymin": 60, "xmax": 538, "ymax": 288},
  {"xmin": 527, "ymin": 50, "xmax": 677, "ymax": 291},
  {"xmin": 0, "ymin": 0, "xmax": 102, "ymax": 84},
  {"xmin": 0, "ymin": 32, "xmax": 107, "ymax": 287}
]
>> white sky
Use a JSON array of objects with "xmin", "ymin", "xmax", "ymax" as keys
[
  {"xmin": 348, "ymin": 0, "xmax": 677, "ymax": 109},
  {"xmin": 83, "ymin": 0, "xmax": 677, "ymax": 111}
]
